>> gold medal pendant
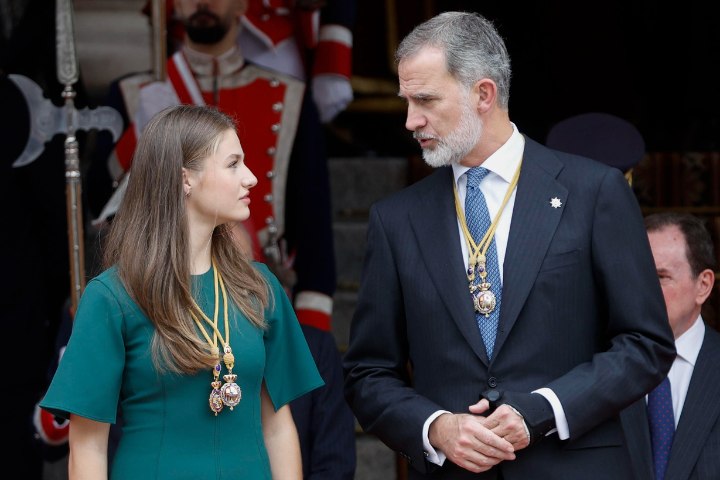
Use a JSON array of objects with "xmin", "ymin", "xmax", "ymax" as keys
[
  {"xmin": 453, "ymin": 159, "xmax": 522, "ymax": 323},
  {"xmin": 220, "ymin": 346, "xmax": 241, "ymax": 410},
  {"xmin": 209, "ymin": 380, "xmax": 224, "ymax": 415},
  {"xmin": 191, "ymin": 260, "xmax": 243, "ymax": 415},
  {"xmin": 472, "ymin": 282, "xmax": 496, "ymax": 317},
  {"xmin": 220, "ymin": 374, "xmax": 242, "ymax": 409},
  {"xmin": 471, "ymin": 255, "xmax": 495, "ymax": 316}
]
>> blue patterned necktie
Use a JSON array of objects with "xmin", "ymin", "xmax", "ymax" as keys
[
  {"xmin": 647, "ymin": 377, "xmax": 675, "ymax": 480},
  {"xmin": 465, "ymin": 167, "xmax": 501, "ymax": 358}
]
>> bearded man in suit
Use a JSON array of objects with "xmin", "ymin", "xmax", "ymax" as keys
[{"xmin": 343, "ymin": 11, "xmax": 675, "ymax": 480}]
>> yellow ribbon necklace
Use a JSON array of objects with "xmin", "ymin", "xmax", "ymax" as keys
[
  {"xmin": 453, "ymin": 160, "xmax": 522, "ymax": 316},
  {"xmin": 189, "ymin": 258, "xmax": 241, "ymax": 415}
]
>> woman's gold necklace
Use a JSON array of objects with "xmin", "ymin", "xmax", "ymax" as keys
[
  {"xmin": 189, "ymin": 259, "xmax": 241, "ymax": 415},
  {"xmin": 453, "ymin": 160, "xmax": 522, "ymax": 316}
]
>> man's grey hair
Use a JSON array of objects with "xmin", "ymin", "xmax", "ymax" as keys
[{"xmin": 396, "ymin": 11, "xmax": 512, "ymax": 110}]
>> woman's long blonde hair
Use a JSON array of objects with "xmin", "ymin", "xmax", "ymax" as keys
[{"xmin": 103, "ymin": 105, "xmax": 268, "ymax": 374}]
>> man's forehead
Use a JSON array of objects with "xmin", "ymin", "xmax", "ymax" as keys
[
  {"xmin": 398, "ymin": 49, "xmax": 453, "ymax": 96},
  {"xmin": 399, "ymin": 46, "xmax": 446, "ymax": 73}
]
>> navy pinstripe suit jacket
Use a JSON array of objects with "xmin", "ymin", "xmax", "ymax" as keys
[
  {"xmin": 344, "ymin": 136, "xmax": 676, "ymax": 479},
  {"xmin": 622, "ymin": 326, "xmax": 720, "ymax": 480}
]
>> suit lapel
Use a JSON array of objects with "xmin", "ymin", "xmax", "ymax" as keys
[
  {"xmin": 621, "ymin": 400, "xmax": 655, "ymax": 480},
  {"xmin": 666, "ymin": 329, "xmax": 720, "ymax": 479},
  {"xmin": 408, "ymin": 168, "xmax": 489, "ymax": 365},
  {"xmin": 492, "ymin": 138, "xmax": 567, "ymax": 356}
]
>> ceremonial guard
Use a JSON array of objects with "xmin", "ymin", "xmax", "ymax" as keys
[
  {"xmin": 94, "ymin": 0, "xmax": 356, "ymax": 332},
  {"xmin": 237, "ymin": 0, "xmax": 356, "ymax": 332}
]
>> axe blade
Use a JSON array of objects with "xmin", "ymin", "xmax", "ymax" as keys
[
  {"xmin": 76, "ymin": 106, "xmax": 124, "ymax": 144},
  {"xmin": 9, "ymin": 74, "xmax": 124, "ymax": 168}
]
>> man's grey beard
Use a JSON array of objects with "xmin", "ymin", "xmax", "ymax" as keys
[{"xmin": 415, "ymin": 102, "xmax": 483, "ymax": 168}]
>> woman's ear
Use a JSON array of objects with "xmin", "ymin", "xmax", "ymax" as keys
[{"xmin": 182, "ymin": 167, "xmax": 192, "ymax": 197}]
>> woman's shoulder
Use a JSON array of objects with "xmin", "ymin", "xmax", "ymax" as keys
[
  {"xmin": 250, "ymin": 261, "xmax": 278, "ymax": 286},
  {"xmin": 250, "ymin": 261, "xmax": 270, "ymax": 275},
  {"xmin": 77, "ymin": 266, "xmax": 149, "ymax": 326},
  {"xmin": 88, "ymin": 265, "xmax": 120, "ymax": 288},
  {"xmin": 83, "ymin": 266, "xmax": 130, "ymax": 300}
]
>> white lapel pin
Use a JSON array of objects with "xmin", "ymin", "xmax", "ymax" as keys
[{"xmin": 550, "ymin": 197, "xmax": 563, "ymax": 209}]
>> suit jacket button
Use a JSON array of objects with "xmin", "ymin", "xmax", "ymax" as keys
[{"xmin": 488, "ymin": 377, "xmax": 498, "ymax": 388}]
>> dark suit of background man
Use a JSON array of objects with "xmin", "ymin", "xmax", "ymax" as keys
[
  {"xmin": 343, "ymin": 11, "xmax": 676, "ymax": 480},
  {"xmin": 292, "ymin": 324, "xmax": 356, "ymax": 479},
  {"xmin": 622, "ymin": 213, "xmax": 720, "ymax": 480}
]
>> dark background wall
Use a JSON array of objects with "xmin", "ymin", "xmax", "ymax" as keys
[{"xmin": 340, "ymin": 0, "xmax": 720, "ymax": 156}]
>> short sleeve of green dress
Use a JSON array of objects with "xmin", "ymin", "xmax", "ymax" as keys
[
  {"xmin": 40, "ymin": 272, "xmax": 126, "ymax": 423},
  {"xmin": 40, "ymin": 263, "xmax": 324, "ymax": 479},
  {"xmin": 259, "ymin": 263, "xmax": 325, "ymax": 409}
]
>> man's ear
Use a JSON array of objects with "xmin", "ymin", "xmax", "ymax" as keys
[
  {"xmin": 473, "ymin": 78, "xmax": 498, "ymax": 114},
  {"xmin": 697, "ymin": 268, "xmax": 715, "ymax": 305}
]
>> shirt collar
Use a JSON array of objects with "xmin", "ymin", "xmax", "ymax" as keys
[
  {"xmin": 452, "ymin": 123, "xmax": 525, "ymax": 185},
  {"xmin": 181, "ymin": 45, "xmax": 245, "ymax": 77},
  {"xmin": 675, "ymin": 315, "xmax": 705, "ymax": 367}
]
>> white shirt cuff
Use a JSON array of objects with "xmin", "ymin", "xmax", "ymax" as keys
[
  {"xmin": 532, "ymin": 388, "xmax": 569, "ymax": 440},
  {"xmin": 422, "ymin": 410, "xmax": 450, "ymax": 465}
]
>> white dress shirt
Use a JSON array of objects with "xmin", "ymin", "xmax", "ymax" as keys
[
  {"xmin": 423, "ymin": 125, "xmax": 569, "ymax": 465},
  {"xmin": 655, "ymin": 315, "xmax": 704, "ymax": 427}
]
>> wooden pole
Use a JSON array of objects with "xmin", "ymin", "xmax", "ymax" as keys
[
  {"xmin": 56, "ymin": 0, "xmax": 86, "ymax": 314},
  {"xmin": 151, "ymin": 0, "xmax": 167, "ymax": 81}
]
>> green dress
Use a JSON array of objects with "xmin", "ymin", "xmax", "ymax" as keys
[{"xmin": 40, "ymin": 263, "xmax": 323, "ymax": 479}]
